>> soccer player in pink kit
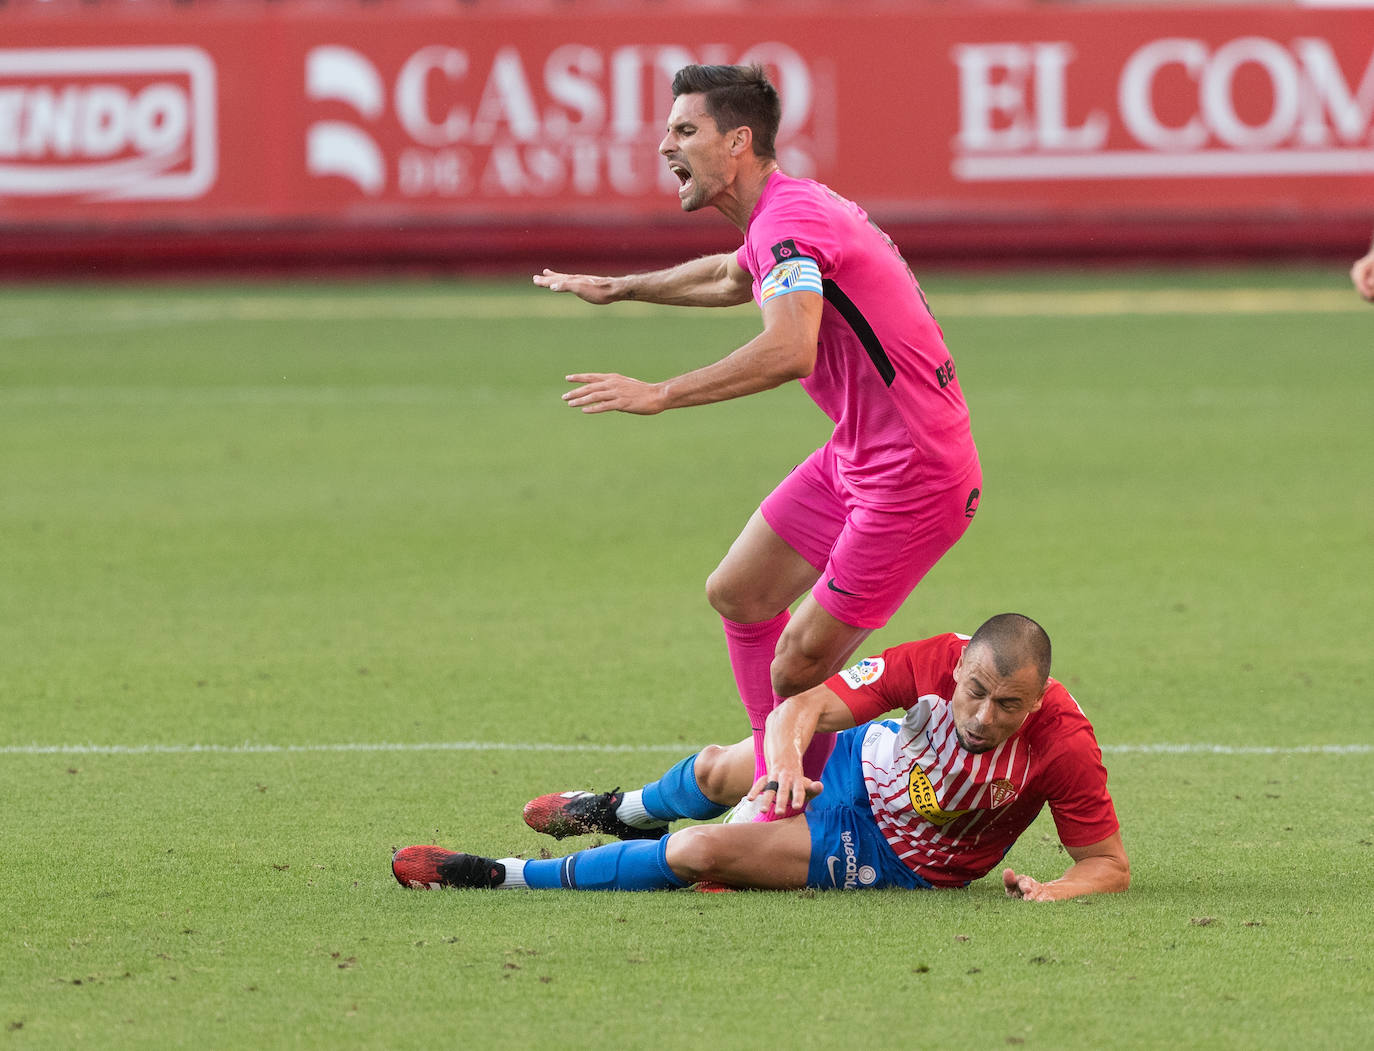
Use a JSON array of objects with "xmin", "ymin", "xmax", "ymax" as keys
[{"xmin": 534, "ymin": 64, "xmax": 980, "ymax": 789}]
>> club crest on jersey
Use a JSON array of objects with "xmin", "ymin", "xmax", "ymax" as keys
[
  {"xmin": 988, "ymin": 778, "xmax": 1017, "ymax": 808},
  {"xmin": 839, "ymin": 657, "xmax": 885, "ymax": 689},
  {"xmin": 908, "ymin": 767, "xmax": 970, "ymax": 827},
  {"xmin": 770, "ymin": 238, "xmax": 800, "ymax": 264}
]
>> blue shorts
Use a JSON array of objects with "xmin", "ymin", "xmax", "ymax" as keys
[{"xmin": 804, "ymin": 722, "xmax": 932, "ymax": 890}]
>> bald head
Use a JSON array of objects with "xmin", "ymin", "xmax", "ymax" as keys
[{"xmin": 967, "ymin": 613, "xmax": 1052, "ymax": 687}]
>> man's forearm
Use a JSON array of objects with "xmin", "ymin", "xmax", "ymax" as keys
[
  {"xmin": 654, "ymin": 329, "xmax": 812, "ymax": 410},
  {"xmin": 763, "ymin": 688, "xmax": 859, "ymax": 777},
  {"xmin": 1006, "ymin": 830, "xmax": 1130, "ymax": 901},
  {"xmin": 1044, "ymin": 855, "xmax": 1131, "ymax": 900},
  {"xmin": 763, "ymin": 698, "xmax": 820, "ymax": 776},
  {"xmin": 617, "ymin": 253, "xmax": 751, "ymax": 307}
]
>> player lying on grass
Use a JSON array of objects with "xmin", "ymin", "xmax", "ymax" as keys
[{"xmin": 393, "ymin": 614, "xmax": 1129, "ymax": 901}]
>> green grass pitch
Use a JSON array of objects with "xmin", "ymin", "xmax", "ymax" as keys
[{"xmin": 1, "ymin": 267, "xmax": 1371, "ymax": 1048}]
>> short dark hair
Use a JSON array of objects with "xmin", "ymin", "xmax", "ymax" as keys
[
  {"xmin": 967, "ymin": 613, "xmax": 1052, "ymax": 685},
  {"xmin": 670, "ymin": 64, "xmax": 780, "ymax": 159}
]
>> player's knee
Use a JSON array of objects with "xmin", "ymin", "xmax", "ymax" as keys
[
  {"xmin": 664, "ymin": 825, "xmax": 722, "ymax": 882},
  {"xmin": 705, "ymin": 566, "xmax": 751, "ymax": 620},
  {"xmin": 693, "ymin": 744, "xmax": 733, "ymax": 801},
  {"xmin": 772, "ymin": 618, "xmax": 866, "ymax": 698},
  {"xmin": 694, "ymin": 743, "xmax": 756, "ymax": 804},
  {"xmin": 769, "ymin": 645, "xmax": 830, "ymax": 700}
]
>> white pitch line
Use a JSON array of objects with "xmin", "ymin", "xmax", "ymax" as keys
[
  {"xmin": 0, "ymin": 741, "xmax": 689, "ymax": 757},
  {"xmin": 0, "ymin": 741, "xmax": 1367, "ymax": 758},
  {"xmin": 0, "ymin": 385, "xmax": 495, "ymax": 407},
  {"xmin": 1102, "ymin": 743, "xmax": 1371, "ymax": 756}
]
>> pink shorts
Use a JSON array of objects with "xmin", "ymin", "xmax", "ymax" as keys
[{"xmin": 760, "ymin": 444, "xmax": 982, "ymax": 630}]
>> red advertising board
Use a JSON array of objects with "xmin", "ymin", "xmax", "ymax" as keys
[{"xmin": 1, "ymin": 1, "xmax": 1370, "ymax": 271}]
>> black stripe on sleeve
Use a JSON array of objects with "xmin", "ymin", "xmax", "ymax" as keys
[{"xmin": 821, "ymin": 279, "xmax": 895, "ymax": 387}]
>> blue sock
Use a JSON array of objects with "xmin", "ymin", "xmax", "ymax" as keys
[
  {"xmin": 522, "ymin": 837, "xmax": 687, "ymax": 891},
  {"xmin": 642, "ymin": 755, "xmax": 730, "ymax": 821}
]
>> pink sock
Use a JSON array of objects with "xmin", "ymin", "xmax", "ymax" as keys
[
  {"xmin": 721, "ymin": 610, "xmax": 789, "ymax": 779},
  {"xmin": 755, "ymin": 733, "xmax": 835, "ymax": 822},
  {"xmin": 801, "ymin": 730, "xmax": 836, "ymax": 783}
]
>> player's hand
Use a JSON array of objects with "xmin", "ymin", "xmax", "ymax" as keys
[
  {"xmin": 533, "ymin": 269, "xmax": 625, "ymax": 305},
  {"xmin": 749, "ymin": 770, "xmax": 822, "ymax": 819},
  {"xmin": 563, "ymin": 373, "xmax": 666, "ymax": 415},
  {"xmin": 1351, "ymin": 253, "xmax": 1374, "ymax": 302},
  {"xmin": 1003, "ymin": 867, "xmax": 1058, "ymax": 901}
]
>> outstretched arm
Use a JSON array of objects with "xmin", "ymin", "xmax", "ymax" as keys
[
  {"xmin": 562, "ymin": 287, "xmax": 823, "ymax": 415},
  {"xmin": 752, "ymin": 683, "xmax": 859, "ymax": 817},
  {"xmin": 533, "ymin": 252, "xmax": 753, "ymax": 308},
  {"xmin": 1002, "ymin": 831, "xmax": 1130, "ymax": 902},
  {"xmin": 1352, "ymin": 234, "xmax": 1374, "ymax": 302}
]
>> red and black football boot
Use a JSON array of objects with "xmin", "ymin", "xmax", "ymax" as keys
[
  {"xmin": 391, "ymin": 846, "xmax": 506, "ymax": 890},
  {"xmin": 522, "ymin": 789, "xmax": 668, "ymax": 841}
]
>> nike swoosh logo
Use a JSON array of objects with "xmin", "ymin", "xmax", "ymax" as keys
[
  {"xmin": 826, "ymin": 856, "xmax": 841, "ymax": 886},
  {"xmin": 826, "ymin": 578, "xmax": 860, "ymax": 597}
]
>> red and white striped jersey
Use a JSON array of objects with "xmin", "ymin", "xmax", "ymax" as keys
[{"xmin": 829, "ymin": 633, "xmax": 1119, "ymax": 888}]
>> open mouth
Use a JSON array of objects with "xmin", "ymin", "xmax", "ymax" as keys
[
  {"xmin": 669, "ymin": 162, "xmax": 693, "ymax": 196},
  {"xmin": 958, "ymin": 727, "xmax": 991, "ymax": 752}
]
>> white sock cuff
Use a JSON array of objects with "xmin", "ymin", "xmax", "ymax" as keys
[
  {"xmin": 497, "ymin": 858, "xmax": 527, "ymax": 889},
  {"xmin": 616, "ymin": 790, "xmax": 667, "ymax": 829}
]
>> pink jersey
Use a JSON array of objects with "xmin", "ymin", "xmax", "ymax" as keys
[
  {"xmin": 736, "ymin": 173, "xmax": 977, "ymax": 509},
  {"xmin": 828, "ymin": 633, "xmax": 1119, "ymax": 888}
]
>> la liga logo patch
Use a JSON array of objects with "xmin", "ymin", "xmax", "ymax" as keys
[{"xmin": 840, "ymin": 657, "xmax": 885, "ymax": 689}]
